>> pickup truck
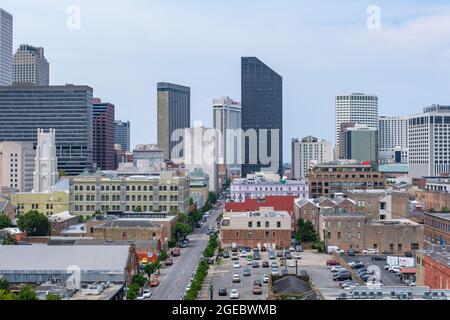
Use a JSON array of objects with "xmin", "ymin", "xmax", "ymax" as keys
[{"xmin": 362, "ymin": 248, "xmax": 380, "ymax": 255}]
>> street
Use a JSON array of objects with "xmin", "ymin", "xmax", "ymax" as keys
[{"xmin": 150, "ymin": 204, "xmax": 222, "ymax": 300}]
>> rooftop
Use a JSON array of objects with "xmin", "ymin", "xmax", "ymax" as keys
[
  {"xmin": 225, "ymin": 196, "xmax": 297, "ymax": 213},
  {"xmin": 224, "ymin": 210, "xmax": 291, "ymax": 219},
  {"xmin": 48, "ymin": 211, "xmax": 77, "ymax": 223},
  {"xmin": 378, "ymin": 164, "xmax": 409, "ymax": 173},
  {"xmin": 425, "ymin": 212, "xmax": 450, "ymax": 221},
  {"xmin": 95, "ymin": 219, "xmax": 162, "ymax": 229}
]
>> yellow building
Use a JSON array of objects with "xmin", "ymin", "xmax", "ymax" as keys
[{"xmin": 11, "ymin": 191, "xmax": 69, "ymax": 216}]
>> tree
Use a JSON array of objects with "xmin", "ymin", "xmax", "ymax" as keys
[
  {"xmin": 1, "ymin": 232, "xmax": 18, "ymax": 245},
  {"xmin": 77, "ymin": 215, "xmax": 84, "ymax": 223},
  {"xmin": 441, "ymin": 207, "xmax": 450, "ymax": 213},
  {"xmin": 0, "ymin": 289, "xmax": 15, "ymax": 300},
  {"xmin": 17, "ymin": 210, "xmax": 50, "ymax": 236},
  {"xmin": 132, "ymin": 274, "xmax": 146, "ymax": 288},
  {"xmin": 158, "ymin": 251, "xmax": 168, "ymax": 262},
  {"xmin": 126, "ymin": 283, "xmax": 140, "ymax": 300},
  {"xmin": 172, "ymin": 222, "xmax": 191, "ymax": 242},
  {"xmin": 0, "ymin": 214, "xmax": 12, "ymax": 229},
  {"xmin": 208, "ymin": 192, "xmax": 218, "ymax": 205},
  {"xmin": 295, "ymin": 218, "xmax": 318, "ymax": 243},
  {"xmin": 143, "ymin": 261, "xmax": 161, "ymax": 278},
  {"xmin": 46, "ymin": 293, "xmax": 61, "ymax": 300},
  {"xmin": 17, "ymin": 285, "xmax": 37, "ymax": 300},
  {"xmin": 0, "ymin": 278, "xmax": 10, "ymax": 291},
  {"xmin": 58, "ymin": 170, "xmax": 67, "ymax": 177}
]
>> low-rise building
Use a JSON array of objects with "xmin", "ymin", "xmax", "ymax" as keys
[
  {"xmin": 424, "ymin": 212, "xmax": 450, "ymax": 245},
  {"xmin": 308, "ymin": 160, "xmax": 386, "ymax": 198},
  {"xmin": 230, "ymin": 173, "xmax": 308, "ymax": 203},
  {"xmin": 49, "ymin": 211, "xmax": 79, "ymax": 236},
  {"xmin": 221, "ymin": 209, "xmax": 291, "ymax": 249},
  {"xmin": 416, "ymin": 245, "xmax": 450, "ymax": 289},
  {"xmin": 11, "ymin": 189, "xmax": 69, "ymax": 216},
  {"xmin": 69, "ymin": 171, "xmax": 190, "ymax": 216}
]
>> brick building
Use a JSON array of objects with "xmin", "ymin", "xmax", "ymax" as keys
[
  {"xmin": 424, "ymin": 212, "xmax": 450, "ymax": 245},
  {"xmin": 307, "ymin": 161, "xmax": 386, "ymax": 198},
  {"xmin": 221, "ymin": 209, "xmax": 291, "ymax": 249},
  {"xmin": 416, "ymin": 245, "xmax": 450, "ymax": 289},
  {"xmin": 48, "ymin": 211, "xmax": 79, "ymax": 236},
  {"xmin": 415, "ymin": 189, "xmax": 450, "ymax": 212}
]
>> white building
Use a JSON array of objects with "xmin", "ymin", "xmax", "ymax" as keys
[
  {"xmin": 184, "ymin": 125, "xmax": 219, "ymax": 192},
  {"xmin": 0, "ymin": 141, "xmax": 34, "ymax": 192},
  {"xmin": 0, "ymin": 9, "xmax": 13, "ymax": 86},
  {"xmin": 335, "ymin": 93, "xmax": 379, "ymax": 158},
  {"xmin": 213, "ymin": 97, "xmax": 241, "ymax": 176},
  {"xmin": 230, "ymin": 174, "xmax": 308, "ymax": 202},
  {"xmin": 379, "ymin": 115, "xmax": 409, "ymax": 164},
  {"xmin": 13, "ymin": 44, "xmax": 49, "ymax": 86},
  {"xmin": 291, "ymin": 136, "xmax": 333, "ymax": 180},
  {"xmin": 33, "ymin": 128, "xmax": 58, "ymax": 193},
  {"xmin": 132, "ymin": 144, "xmax": 164, "ymax": 169},
  {"xmin": 408, "ymin": 105, "xmax": 450, "ymax": 179}
]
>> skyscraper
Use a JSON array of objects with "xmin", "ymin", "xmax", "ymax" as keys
[
  {"xmin": 408, "ymin": 105, "xmax": 450, "ymax": 179},
  {"xmin": 157, "ymin": 82, "xmax": 190, "ymax": 160},
  {"xmin": 0, "ymin": 85, "xmax": 93, "ymax": 175},
  {"xmin": 0, "ymin": 141, "xmax": 34, "ymax": 192},
  {"xmin": 335, "ymin": 93, "xmax": 378, "ymax": 158},
  {"xmin": 344, "ymin": 124, "xmax": 378, "ymax": 165},
  {"xmin": 13, "ymin": 44, "xmax": 49, "ymax": 86},
  {"xmin": 93, "ymin": 98, "xmax": 115, "ymax": 170},
  {"xmin": 213, "ymin": 97, "xmax": 241, "ymax": 177},
  {"xmin": 114, "ymin": 120, "xmax": 130, "ymax": 152},
  {"xmin": 241, "ymin": 57, "xmax": 283, "ymax": 176},
  {"xmin": 291, "ymin": 136, "xmax": 333, "ymax": 180},
  {"xmin": 378, "ymin": 115, "xmax": 409, "ymax": 164},
  {"xmin": 0, "ymin": 9, "xmax": 13, "ymax": 86}
]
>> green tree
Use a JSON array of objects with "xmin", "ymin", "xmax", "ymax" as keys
[
  {"xmin": 158, "ymin": 251, "xmax": 168, "ymax": 262},
  {"xmin": 208, "ymin": 192, "xmax": 218, "ymax": 205},
  {"xmin": 0, "ymin": 278, "xmax": 10, "ymax": 291},
  {"xmin": 46, "ymin": 293, "xmax": 61, "ymax": 300},
  {"xmin": 58, "ymin": 170, "xmax": 67, "ymax": 177},
  {"xmin": 143, "ymin": 261, "xmax": 161, "ymax": 277},
  {"xmin": 441, "ymin": 207, "xmax": 450, "ymax": 213},
  {"xmin": 17, "ymin": 210, "xmax": 50, "ymax": 236},
  {"xmin": 126, "ymin": 283, "xmax": 140, "ymax": 300},
  {"xmin": 77, "ymin": 215, "xmax": 84, "ymax": 223},
  {"xmin": 132, "ymin": 274, "xmax": 146, "ymax": 288},
  {"xmin": 0, "ymin": 214, "xmax": 12, "ymax": 229},
  {"xmin": 189, "ymin": 198, "xmax": 194, "ymax": 206},
  {"xmin": 0, "ymin": 289, "xmax": 16, "ymax": 300},
  {"xmin": 295, "ymin": 218, "xmax": 318, "ymax": 243},
  {"xmin": 1, "ymin": 232, "xmax": 18, "ymax": 245},
  {"xmin": 172, "ymin": 222, "xmax": 191, "ymax": 242},
  {"xmin": 17, "ymin": 285, "xmax": 37, "ymax": 300}
]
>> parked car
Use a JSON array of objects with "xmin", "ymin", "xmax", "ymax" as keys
[
  {"xmin": 240, "ymin": 250, "xmax": 247, "ymax": 258},
  {"xmin": 326, "ymin": 259, "xmax": 339, "ymax": 266},
  {"xmin": 206, "ymin": 257, "xmax": 214, "ymax": 265},
  {"xmin": 330, "ymin": 266, "xmax": 347, "ymax": 273},
  {"xmin": 269, "ymin": 253, "xmax": 276, "ymax": 260},
  {"xmin": 277, "ymin": 250, "xmax": 283, "ymax": 257},
  {"xmin": 185, "ymin": 284, "xmax": 191, "ymax": 292},
  {"xmin": 263, "ymin": 274, "xmax": 269, "ymax": 283},
  {"xmin": 333, "ymin": 272, "xmax": 352, "ymax": 281},
  {"xmin": 142, "ymin": 288, "xmax": 152, "ymax": 298},
  {"xmin": 253, "ymin": 253, "xmax": 261, "ymax": 260},
  {"xmin": 232, "ymin": 274, "xmax": 241, "ymax": 283},
  {"xmin": 243, "ymin": 267, "xmax": 251, "ymax": 277},
  {"xmin": 261, "ymin": 246, "xmax": 267, "ymax": 252},
  {"xmin": 233, "ymin": 261, "xmax": 240, "ymax": 268},
  {"xmin": 180, "ymin": 241, "xmax": 189, "ymax": 248},
  {"xmin": 281, "ymin": 268, "xmax": 289, "ymax": 276},
  {"xmin": 231, "ymin": 253, "xmax": 238, "ymax": 261},
  {"xmin": 362, "ymin": 248, "xmax": 379, "ymax": 255},
  {"xmin": 293, "ymin": 252, "xmax": 302, "ymax": 259},
  {"xmin": 371, "ymin": 255, "xmax": 387, "ymax": 261},
  {"xmin": 229, "ymin": 289, "xmax": 239, "ymax": 299},
  {"xmin": 262, "ymin": 261, "xmax": 270, "ymax": 268},
  {"xmin": 171, "ymin": 248, "xmax": 181, "ymax": 257},
  {"xmin": 288, "ymin": 260, "xmax": 296, "ymax": 267},
  {"xmin": 351, "ymin": 262, "xmax": 365, "ymax": 269},
  {"xmin": 253, "ymin": 286, "xmax": 263, "ymax": 295},
  {"xmin": 388, "ymin": 266, "xmax": 401, "ymax": 273},
  {"xmin": 360, "ymin": 274, "xmax": 372, "ymax": 282},
  {"xmin": 223, "ymin": 251, "xmax": 230, "ymax": 258},
  {"xmin": 347, "ymin": 249, "xmax": 356, "ymax": 256},
  {"xmin": 164, "ymin": 258, "xmax": 174, "ymax": 266},
  {"xmin": 218, "ymin": 288, "xmax": 227, "ymax": 296},
  {"xmin": 348, "ymin": 261, "xmax": 362, "ymax": 267},
  {"xmin": 295, "ymin": 245, "xmax": 303, "ymax": 252},
  {"xmin": 149, "ymin": 278, "xmax": 160, "ymax": 287},
  {"xmin": 404, "ymin": 251, "xmax": 413, "ymax": 257},
  {"xmin": 252, "ymin": 261, "xmax": 260, "ymax": 268},
  {"xmin": 289, "ymin": 246, "xmax": 295, "ymax": 252},
  {"xmin": 339, "ymin": 280, "xmax": 357, "ymax": 289},
  {"xmin": 284, "ymin": 252, "xmax": 292, "ymax": 259},
  {"xmin": 271, "ymin": 261, "xmax": 278, "ymax": 268},
  {"xmin": 271, "ymin": 268, "xmax": 279, "ymax": 276},
  {"xmin": 254, "ymin": 280, "xmax": 263, "ymax": 287}
]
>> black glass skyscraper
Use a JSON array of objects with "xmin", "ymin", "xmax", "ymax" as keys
[{"xmin": 241, "ymin": 57, "xmax": 283, "ymax": 176}]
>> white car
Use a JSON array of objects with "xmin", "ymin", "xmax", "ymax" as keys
[
  {"xmin": 289, "ymin": 246, "xmax": 295, "ymax": 252},
  {"xmin": 288, "ymin": 260, "xmax": 296, "ymax": 267},
  {"xmin": 142, "ymin": 289, "xmax": 152, "ymax": 299},
  {"xmin": 408, "ymin": 281, "xmax": 416, "ymax": 287},
  {"xmin": 233, "ymin": 261, "xmax": 241, "ymax": 268},
  {"xmin": 330, "ymin": 266, "xmax": 347, "ymax": 273},
  {"xmin": 263, "ymin": 274, "xmax": 269, "ymax": 283},
  {"xmin": 229, "ymin": 289, "xmax": 239, "ymax": 299},
  {"xmin": 240, "ymin": 251, "xmax": 247, "ymax": 258},
  {"xmin": 388, "ymin": 266, "xmax": 401, "ymax": 273},
  {"xmin": 362, "ymin": 248, "xmax": 379, "ymax": 255},
  {"xmin": 185, "ymin": 284, "xmax": 191, "ymax": 292},
  {"xmin": 293, "ymin": 252, "xmax": 302, "ymax": 259}
]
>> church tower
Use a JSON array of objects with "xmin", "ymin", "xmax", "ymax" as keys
[{"xmin": 33, "ymin": 128, "xmax": 58, "ymax": 192}]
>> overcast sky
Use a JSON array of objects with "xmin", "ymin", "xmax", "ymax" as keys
[{"xmin": 3, "ymin": 0, "xmax": 450, "ymax": 161}]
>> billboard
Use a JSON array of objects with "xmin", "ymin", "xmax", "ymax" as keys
[{"xmin": 387, "ymin": 256, "xmax": 415, "ymax": 267}]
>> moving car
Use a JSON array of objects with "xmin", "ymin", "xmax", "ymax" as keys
[
  {"xmin": 253, "ymin": 286, "xmax": 263, "ymax": 295},
  {"xmin": 149, "ymin": 278, "xmax": 160, "ymax": 287},
  {"xmin": 171, "ymin": 248, "xmax": 181, "ymax": 257},
  {"xmin": 347, "ymin": 249, "xmax": 356, "ymax": 256},
  {"xmin": 229, "ymin": 289, "xmax": 239, "ymax": 299},
  {"xmin": 232, "ymin": 274, "xmax": 241, "ymax": 283},
  {"xmin": 263, "ymin": 274, "xmax": 269, "ymax": 283},
  {"xmin": 371, "ymin": 255, "xmax": 387, "ymax": 261},
  {"xmin": 243, "ymin": 267, "xmax": 251, "ymax": 277},
  {"xmin": 218, "ymin": 288, "xmax": 227, "ymax": 296},
  {"xmin": 388, "ymin": 266, "xmax": 401, "ymax": 273}
]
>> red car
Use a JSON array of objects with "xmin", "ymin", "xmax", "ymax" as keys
[
  {"xmin": 326, "ymin": 259, "xmax": 339, "ymax": 266},
  {"xmin": 253, "ymin": 286, "xmax": 262, "ymax": 295},
  {"xmin": 164, "ymin": 258, "xmax": 174, "ymax": 266},
  {"xmin": 171, "ymin": 248, "xmax": 181, "ymax": 257}
]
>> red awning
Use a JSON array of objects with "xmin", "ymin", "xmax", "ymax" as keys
[{"xmin": 400, "ymin": 268, "xmax": 416, "ymax": 274}]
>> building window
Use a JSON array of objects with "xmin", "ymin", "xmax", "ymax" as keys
[
  {"xmin": 357, "ymin": 232, "xmax": 361, "ymax": 239},
  {"xmin": 347, "ymin": 232, "xmax": 351, "ymax": 239},
  {"xmin": 411, "ymin": 243, "xmax": 419, "ymax": 250},
  {"xmin": 257, "ymin": 221, "xmax": 261, "ymax": 228},
  {"xmin": 247, "ymin": 231, "xmax": 253, "ymax": 239},
  {"xmin": 248, "ymin": 221, "xmax": 253, "ymax": 228},
  {"xmin": 277, "ymin": 221, "xmax": 281, "ymax": 228},
  {"xmin": 265, "ymin": 231, "xmax": 270, "ymax": 239},
  {"xmin": 337, "ymin": 232, "xmax": 341, "ymax": 239},
  {"xmin": 265, "ymin": 221, "xmax": 270, "ymax": 228}
]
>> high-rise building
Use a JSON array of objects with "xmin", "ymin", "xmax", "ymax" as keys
[
  {"xmin": 408, "ymin": 105, "xmax": 450, "ymax": 179},
  {"xmin": 93, "ymin": 98, "xmax": 115, "ymax": 170},
  {"xmin": 33, "ymin": 129, "xmax": 58, "ymax": 193},
  {"xmin": 338, "ymin": 122, "xmax": 356, "ymax": 160},
  {"xmin": 241, "ymin": 57, "xmax": 282, "ymax": 176},
  {"xmin": 114, "ymin": 120, "xmax": 130, "ymax": 152},
  {"xmin": 291, "ymin": 136, "xmax": 333, "ymax": 180},
  {"xmin": 0, "ymin": 85, "xmax": 93, "ymax": 175},
  {"xmin": 379, "ymin": 115, "xmax": 409, "ymax": 164},
  {"xmin": 0, "ymin": 141, "xmax": 34, "ymax": 192},
  {"xmin": 213, "ymin": 97, "xmax": 241, "ymax": 177},
  {"xmin": 344, "ymin": 124, "xmax": 379, "ymax": 165},
  {"xmin": 157, "ymin": 82, "xmax": 190, "ymax": 160},
  {"xmin": 13, "ymin": 44, "xmax": 49, "ymax": 86},
  {"xmin": 0, "ymin": 9, "xmax": 13, "ymax": 86},
  {"xmin": 335, "ymin": 93, "xmax": 378, "ymax": 158}
]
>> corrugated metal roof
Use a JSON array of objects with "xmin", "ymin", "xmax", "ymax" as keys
[{"xmin": 0, "ymin": 245, "xmax": 130, "ymax": 271}]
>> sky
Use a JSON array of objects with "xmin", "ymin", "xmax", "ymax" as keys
[{"xmin": 2, "ymin": 0, "xmax": 450, "ymax": 162}]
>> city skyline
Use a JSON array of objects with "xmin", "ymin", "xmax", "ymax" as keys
[{"xmin": 2, "ymin": 1, "xmax": 450, "ymax": 161}]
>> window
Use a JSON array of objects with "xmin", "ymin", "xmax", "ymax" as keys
[
  {"xmin": 337, "ymin": 221, "xmax": 341, "ymax": 228},
  {"xmin": 347, "ymin": 221, "xmax": 351, "ymax": 228},
  {"xmin": 357, "ymin": 232, "xmax": 361, "ymax": 239},
  {"xmin": 277, "ymin": 221, "xmax": 281, "ymax": 228},
  {"xmin": 337, "ymin": 232, "xmax": 341, "ymax": 239},
  {"xmin": 265, "ymin": 221, "xmax": 270, "ymax": 228},
  {"xmin": 257, "ymin": 221, "xmax": 261, "ymax": 228},
  {"xmin": 347, "ymin": 232, "xmax": 351, "ymax": 239},
  {"xmin": 248, "ymin": 221, "xmax": 253, "ymax": 228},
  {"xmin": 247, "ymin": 231, "xmax": 253, "ymax": 239},
  {"xmin": 265, "ymin": 231, "xmax": 270, "ymax": 239}
]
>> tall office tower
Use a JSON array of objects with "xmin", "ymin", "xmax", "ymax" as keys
[
  {"xmin": 93, "ymin": 98, "xmax": 115, "ymax": 170},
  {"xmin": 409, "ymin": 105, "xmax": 450, "ymax": 179},
  {"xmin": 213, "ymin": 97, "xmax": 241, "ymax": 177},
  {"xmin": 335, "ymin": 93, "xmax": 378, "ymax": 159},
  {"xmin": 13, "ymin": 44, "xmax": 49, "ymax": 86},
  {"xmin": 378, "ymin": 115, "xmax": 409, "ymax": 164},
  {"xmin": 114, "ymin": 120, "xmax": 130, "ymax": 152},
  {"xmin": 0, "ymin": 141, "xmax": 34, "ymax": 192},
  {"xmin": 0, "ymin": 85, "xmax": 93, "ymax": 175},
  {"xmin": 338, "ymin": 122, "xmax": 356, "ymax": 159},
  {"xmin": 291, "ymin": 136, "xmax": 333, "ymax": 180},
  {"xmin": 33, "ymin": 129, "xmax": 58, "ymax": 193},
  {"xmin": 0, "ymin": 9, "xmax": 13, "ymax": 86},
  {"xmin": 241, "ymin": 57, "xmax": 282, "ymax": 176},
  {"xmin": 344, "ymin": 124, "xmax": 379, "ymax": 165},
  {"xmin": 157, "ymin": 82, "xmax": 190, "ymax": 160}
]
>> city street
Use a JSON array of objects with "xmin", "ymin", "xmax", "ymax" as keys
[{"xmin": 150, "ymin": 204, "xmax": 223, "ymax": 300}]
